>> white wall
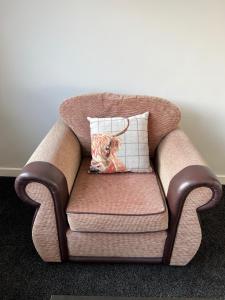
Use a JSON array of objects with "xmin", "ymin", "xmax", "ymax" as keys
[{"xmin": 0, "ymin": 0, "xmax": 225, "ymax": 181}]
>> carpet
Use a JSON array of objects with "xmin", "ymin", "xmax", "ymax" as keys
[{"xmin": 0, "ymin": 177, "xmax": 224, "ymax": 300}]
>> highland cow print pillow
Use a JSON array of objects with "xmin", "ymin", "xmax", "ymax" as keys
[{"xmin": 87, "ymin": 112, "xmax": 152, "ymax": 173}]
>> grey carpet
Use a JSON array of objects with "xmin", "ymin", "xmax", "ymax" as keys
[{"xmin": 0, "ymin": 177, "xmax": 224, "ymax": 300}]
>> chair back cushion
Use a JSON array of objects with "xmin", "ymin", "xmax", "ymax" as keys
[{"xmin": 59, "ymin": 93, "xmax": 181, "ymax": 157}]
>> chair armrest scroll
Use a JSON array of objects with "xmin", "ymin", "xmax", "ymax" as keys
[
  {"xmin": 14, "ymin": 119, "xmax": 81, "ymax": 261},
  {"xmin": 15, "ymin": 161, "xmax": 69, "ymax": 261},
  {"xmin": 163, "ymin": 165, "xmax": 222, "ymax": 264},
  {"xmin": 155, "ymin": 128, "xmax": 223, "ymax": 264}
]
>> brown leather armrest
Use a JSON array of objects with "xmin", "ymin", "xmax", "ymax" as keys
[
  {"xmin": 14, "ymin": 120, "xmax": 81, "ymax": 261},
  {"xmin": 15, "ymin": 161, "xmax": 69, "ymax": 207},
  {"xmin": 163, "ymin": 164, "xmax": 223, "ymax": 264},
  {"xmin": 15, "ymin": 161, "xmax": 69, "ymax": 261},
  {"xmin": 167, "ymin": 165, "xmax": 222, "ymax": 214}
]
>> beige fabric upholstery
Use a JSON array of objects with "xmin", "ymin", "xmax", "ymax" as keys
[
  {"xmin": 15, "ymin": 96, "xmax": 220, "ymax": 265},
  {"xmin": 156, "ymin": 129, "xmax": 214, "ymax": 265},
  {"xmin": 66, "ymin": 229, "xmax": 167, "ymax": 257},
  {"xmin": 59, "ymin": 93, "xmax": 181, "ymax": 157},
  {"xmin": 23, "ymin": 120, "xmax": 81, "ymax": 262},
  {"xmin": 170, "ymin": 187, "xmax": 213, "ymax": 266},
  {"xmin": 66, "ymin": 158, "xmax": 168, "ymax": 233},
  {"xmin": 27, "ymin": 119, "xmax": 81, "ymax": 192},
  {"xmin": 156, "ymin": 128, "xmax": 207, "ymax": 194},
  {"xmin": 25, "ymin": 183, "xmax": 61, "ymax": 262}
]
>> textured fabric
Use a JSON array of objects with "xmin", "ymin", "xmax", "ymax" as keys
[
  {"xmin": 66, "ymin": 158, "xmax": 168, "ymax": 233},
  {"xmin": 156, "ymin": 128, "xmax": 207, "ymax": 194},
  {"xmin": 66, "ymin": 229, "xmax": 167, "ymax": 257},
  {"xmin": 170, "ymin": 187, "xmax": 213, "ymax": 266},
  {"xmin": 59, "ymin": 93, "xmax": 181, "ymax": 157},
  {"xmin": 156, "ymin": 128, "xmax": 215, "ymax": 265},
  {"xmin": 25, "ymin": 182, "xmax": 61, "ymax": 262},
  {"xmin": 87, "ymin": 112, "xmax": 152, "ymax": 173},
  {"xmin": 27, "ymin": 119, "xmax": 81, "ymax": 192}
]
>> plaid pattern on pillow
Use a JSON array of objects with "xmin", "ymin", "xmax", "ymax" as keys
[{"xmin": 87, "ymin": 112, "xmax": 152, "ymax": 173}]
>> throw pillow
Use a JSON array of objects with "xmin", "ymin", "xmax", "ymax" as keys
[{"xmin": 87, "ymin": 112, "xmax": 152, "ymax": 173}]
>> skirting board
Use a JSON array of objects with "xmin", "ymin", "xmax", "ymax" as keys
[
  {"xmin": 0, "ymin": 167, "xmax": 22, "ymax": 177},
  {"xmin": 0, "ymin": 167, "xmax": 225, "ymax": 185},
  {"xmin": 217, "ymin": 175, "xmax": 225, "ymax": 185}
]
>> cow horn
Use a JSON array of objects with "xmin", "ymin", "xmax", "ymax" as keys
[{"xmin": 113, "ymin": 118, "xmax": 130, "ymax": 137}]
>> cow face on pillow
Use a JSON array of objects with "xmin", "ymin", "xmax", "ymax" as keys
[
  {"xmin": 90, "ymin": 133, "xmax": 125, "ymax": 173},
  {"xmin": 89, "ymin": 118, "xmax": 130, "ymax": 173}
]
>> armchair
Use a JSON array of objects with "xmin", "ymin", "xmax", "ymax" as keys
[{"xmin": 15, "ymin": 93, "xmax": 222, "ymax": 265}]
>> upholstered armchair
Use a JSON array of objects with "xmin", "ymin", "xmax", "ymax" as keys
[{"xmin": 15, "ymin": 93, "xmax": 222, "ymax": 265}]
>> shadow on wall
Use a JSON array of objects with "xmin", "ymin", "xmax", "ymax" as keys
[
  {"xmin": 0, "ymin": 86, "xmax": 107, "ymax": 168},
  {"xmin": 0, "ymin": 104, "xmax": 27, "ymax": 167},
  {"xmin": 178, "ymin": 103, "xmax": 225, "ymax": 173},
  {"xmin": 0, "ymin": 86, "xmax": 72, "ymax": 167}
]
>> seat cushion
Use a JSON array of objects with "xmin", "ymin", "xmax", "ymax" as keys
[{"xmin": 66, "ymin": 158, "xmax": 168, "ymax": 233}]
